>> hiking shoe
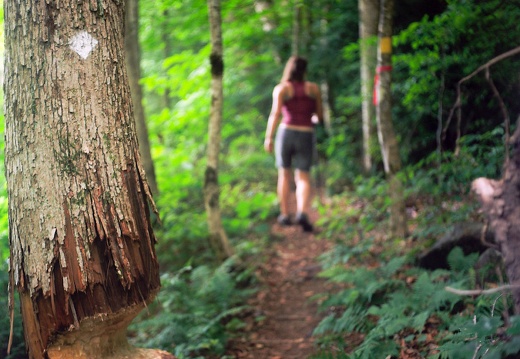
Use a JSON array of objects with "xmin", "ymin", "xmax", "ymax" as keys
[
  {"xmin": 277, "ymin": 214, "xmax": 292, "ymax": 226},
  {"xmin": 296, "ymin": 213, "xmax": 313, "ymax": 232}
]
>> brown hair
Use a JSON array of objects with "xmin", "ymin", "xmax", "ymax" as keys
[{"xmin": 281, "ymin": 56, "xmax": 307, "ymax": 83}]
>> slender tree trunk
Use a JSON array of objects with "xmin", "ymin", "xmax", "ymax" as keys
[
  {"xmin": 254, "ymin": 0, "xmax": 282, "ymax": 64},
  {"xmin": 292, "ymin": 0, "xmax": 302, "ymax": 56},
  {"xmin": 161, "ymin": 9, "xmax": 173, "ymax": 110},
  {"xmin": 436, "ymin": 70, "xmax": 445, "ymax": 183},
  {"xmin": 302, "ymin": 1, "xmax": 312, "ymax": 57},
  {"xmin": 472, "ymin": 123, "xmax": 520, "ymax": 314},
  {"xmin": 318, "ymin": 9, "xmax": 332, "ymax": 133},
  {"xmin": 359, "ymin": 0, "xmax": 380, "ymax": 173},
  {"xmin": 314, "ymin": 9, "xmax": 332, "ymax": 200},
  {"xmin": 255, "ymin": 0, "xmax": 275, "ymax": 32},
  {"xmin": 4, "ymin": 1, "xmax": 167, "ymax": 357},
  {"xmin": 125, "ymin": 0, "xmax": 159, "ymax": 196},
  {"xmin": 205, "ymin": 0, "xmax": 234, "ymax": 261},
  {"xmin": 375, "ymin": 0, "xmax": 408, "ymax": 237}
]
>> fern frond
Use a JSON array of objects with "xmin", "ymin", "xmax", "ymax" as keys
[
  {"xmin": 447, "ymin": 247, "xmax": 478, "ymax": 272},
  {"xmin": 381, "ymin": 256, "xmax": 409, "ymax": 278}
]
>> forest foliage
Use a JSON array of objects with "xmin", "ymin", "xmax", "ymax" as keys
[{"xmin": 2, "ymin": 0, "xmax": 520, "ymax": 358}]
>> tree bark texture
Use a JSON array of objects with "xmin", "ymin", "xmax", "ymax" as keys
[
  {"xmin": 205, "ymin": 0, "xmax": 234, "ymax": 261},
  {"xmin": 125, "ymin": 0, "xmax": 159, "ymax": 196},
  {"xmin": 472, "ymin": 124, "xmax": 520, "ymax": 314},
  {"xmin": 375, "ymin": 0, "xmax": 408, "ymax": 237},
  {"xmin": 359, "ymin": 0, "xmax": 379, "ymax": 173},
  {"xmin": 4, "ymin": 1, "xmax": 161, "ymax": 357}
]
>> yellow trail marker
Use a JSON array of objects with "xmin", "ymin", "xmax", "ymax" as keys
[{"xmin": 380, "ymin": 37, "xmax": 392, "ymax": 54}]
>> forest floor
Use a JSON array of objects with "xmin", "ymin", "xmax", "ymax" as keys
[{"xmin": 226, "ymin": 192, "xmax": 335, "ymax": 359}]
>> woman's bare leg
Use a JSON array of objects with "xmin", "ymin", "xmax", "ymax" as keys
[
  {"xmin": 295, "ymin": 169, "xmax": 312, "ymax": 215},
  {"xmin": 278, "ymin": 168, "xmax": 292, "ymax": 216}
]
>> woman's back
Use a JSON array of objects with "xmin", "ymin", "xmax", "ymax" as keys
[{"xmin": 281, "ymin": 81, "xmax": 316, "ymax": 128}]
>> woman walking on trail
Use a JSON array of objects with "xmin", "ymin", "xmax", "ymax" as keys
[{"xmin": 264, "ymin": 56, "xmax": 323, "ymax": 232}]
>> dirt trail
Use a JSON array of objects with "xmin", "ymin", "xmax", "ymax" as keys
[{"xmin": 227, "ymin": 194, "xmax": 332, "ymax": 359}]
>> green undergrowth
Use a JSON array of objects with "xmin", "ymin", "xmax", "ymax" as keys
[
  {"xmin": 311, "ymin": 240, "xmax": 520, "ymax": 358},
  {"xmin": 128, "ymin": 256, "xmax": 257, "ymax": 359},
  {"xmin": 310, "ymin": 144, "xmax": 519, "ymax": 358},
  {"xmin": 128, "ymin": 180, "xmax": 275, "ymax": 358}
]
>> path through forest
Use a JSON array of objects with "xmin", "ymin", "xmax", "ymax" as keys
[{"xmin": 227, "ymin": 193, "xmax": 333, "ymax": 358}]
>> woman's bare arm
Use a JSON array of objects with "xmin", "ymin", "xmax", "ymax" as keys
[{"xmin": 264, "ymin": 84, "xmax": 286, "ymax": 152}]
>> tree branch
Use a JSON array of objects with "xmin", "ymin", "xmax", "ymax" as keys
[
  {"xmin": 443, "ymin": 46, "xmax": 520, "ymax": 147},
  {"xmin": 446, "ymin": 284, "xmax": 520, "ymax": 296},
  {"xmin": 485, "ymin": 67, "xmax": 510, "ymax": 161}
]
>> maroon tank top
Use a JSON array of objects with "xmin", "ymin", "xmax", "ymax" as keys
[{"xmin": 281, "ymin": 81, "xmax": 316, "ymax": 128}]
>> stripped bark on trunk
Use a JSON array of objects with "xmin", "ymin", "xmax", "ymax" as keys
[{"xmin": 5, "ymin": 0, "xmax": 163, "ymax": 357}]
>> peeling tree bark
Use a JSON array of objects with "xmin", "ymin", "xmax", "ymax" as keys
[
  {"xmin": 472, "ymin": 123, "xmax": 520, "ymax": 314},
  {"xmin": 4, "ymin": 1, "xmax": 163, "ymax": 357},
  {"xmin": 205, "ymin": 0, "xmax": 234, "ymax": 261}
]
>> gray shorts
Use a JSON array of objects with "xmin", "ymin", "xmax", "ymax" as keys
[{"xmin": 275, "ymin": 127, "xmax": 315, "ymax": 171}]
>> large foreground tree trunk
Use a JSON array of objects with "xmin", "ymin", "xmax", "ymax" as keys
[
  {"xmin": 472, "ymin": 124, "xmax": 520, "ymax": 314},
  {"xmin": 205, "ymin": 0, "xmax": 234, "ymax": 261},
  {"xmin": 375, "ymin": 0, "xmax": 408, "ymax": 238},
  {"xmin": 5, "ymin": 1, "xmax": 165, "ymax": 357}
]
